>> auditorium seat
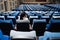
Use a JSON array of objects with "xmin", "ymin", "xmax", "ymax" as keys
[
  {"xmin": 0, "ymin": 16, "xmax": 5, "ymax": 20},
  {"xmin": 12, "ymin": 8, "xmax": 20, "ymax": 11},
  {"xmin": 38, "ymin": 36, "xmax": 44, "ymax": 40},
  {"xmin": 33, "ymin": 19, "xmax": 46, "ymax": 36},
  {"xmin": 53, "ymin": 13, "xmax": 60, "ymax": 16},
  {"xmin": 47, "ymin": 19, "xmax": 60, "ymax": 32},
  {"xmin": 29, "ymin": 16, "xmax": 39, "ymax": 25},
  {"xmin": 38, "ymin": 31, "xmax": 60, "ymax": 40},
  {"xmin": 16, "ymin": 20, "xmax": 30, "ymax": 31},
  {"xmin": 0, "ymin": 30, "xmax": 9, "ymax": 40},
  {"xmin": 7, "ymin": 16, "xmax": 16, "ymax": 25},
  {"xmin": 45, "ymin": 4, "xmax": 60, "ymax": 11},
  {"xmin": 11, "ymin": 11, "xmax": 20, "ymax": 19},
  {"xmin": 0, "ymin": 20, "xmax": 14, "ymax": 36},
  {"xmin": 44, "ymin": 13, "xmax": 53, "ymax": 18},
  {"xmin": 52, "ymin": 16, "xmax": 60, "ymax": 19},
  {"xmin": 25, "ymin": 11, "xmax": 34, "ymax": 16},
  {"xmin": 43, "ymin": 31, "xmax": 60, "ymax": 40},
  {"xmin": 41, "ymin": 15, "xmax": 50, "ymax": 23},
  {"xmin": 10, "ymin": 30, "xmax": 36, "ymax": 40}
]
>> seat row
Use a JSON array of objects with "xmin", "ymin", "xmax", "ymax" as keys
[
  {"xmin": 12, "ymin": 4, "xmax": 60, "ymax": 11},
  {"xmin": 0, "ymin": 10, "xmax": 60, "ymax": 40}
]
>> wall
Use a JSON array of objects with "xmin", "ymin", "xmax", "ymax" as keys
[
  {"xmin": 19, "ymin": 0, "xmax": 50, "ymax": 4},
  {"xmin": 0, "ymin": 0, "xmax": 5, "ymax": 12}
]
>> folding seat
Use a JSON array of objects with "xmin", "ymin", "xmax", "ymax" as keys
[
  {"xmin": 52, "ymin": 15, "xmax": 60, "ymax": 20},
  {"xmin": 26, "ymin": 5, "xmax": 29, "ymax": 10},
  {"xmin": 38, "ymin": 31, "xmax": 60, "ymax": 40},
  {"xmin": 15, "ymin": 6, "xmax": 20, "ymax": 11},
  {"xmin": 15, "ymin": 11, "xmax": 20, "ymax": 16},
  {"xmin": 29, "ymin": 16, "xmax": 39, "ymax": 25},
  {"xmin": 3, "ymin": 13, "xmax": 9, "ymax": 19},
  {"xmin": 38, "ymin": 36, "xmax": 44, "ymax": 40},
  {"xmin": 23, "ymin": 5, "xmax": 28, "ymax": 11},
  {"xmin": 19, "ymin": 5, "xmax": 24, "ymax": 11},
  {"xmin": 8, "ymin": 11, "xmax": 16, "ymax": 16},
  {"xmin": 0, "ymin": 12, "xmax": 3, "ymax": 16},
  {"xmin": 29, "ymin": 11, "xmax": 37, "ymax": 16},
  {"xmin": 12, "ymin": 8, "xmax": 20, "ymax": 11},
  {"xmin": 3, "ymin": 12, "xmax": 9, "ymax": 19},
  {"xmin": 45, "ymin": 13, "xmax": 53, "ymax": 16},
  {"xmin": 44, "ymin": 13, "xmax": 53, "ymax": 18},
  {"xmin": 0, "ymin": 29, "xmax": 3, "ymax": 40},
  {"xmin": 53, "ymin": 13, "xmax": 60, "ymax": 16},
  {"xmin": 25, "ymin": 11, "xmax": 31, "ymax": 15},
  {"xmin": 25, "ymin": 11, "xmax": 34, "ymax": 16},
  {"xmin": 10, "ymin": 30, "xmax": 36, "ymax": 40},
  {"xmin": 28, "ymin": 6, "xmax": 33, "ymax": 11},
  {"xmin": 0, "ymin": 30, "xmax": 9, "ymax": 40},
  {"xmin": 0, "ymin": 16, "xmax": 5, "ymax": 20},
  {"xmin": 16, "ymin": 11, "xmax": 21, "ymax": 19},
  {"xmin": 12, "ymin": 11, "xmax": 20, "ymax": 19},
  {"xmin": 0, "ymin": 20, "xmax": 14, "ymax": 36},
  {"xmin": 41, "ymin": 16, "xmax": 50, "ymax": 23},
  {"xmin": 33, "ymin": 19, "xmax": 46, "ymax": 36},
  {"xmin": 47, "ymin": 19, "xmax": 60, "ymax": 32},
  {"xmin": 7, "ymin": 16, "xmax": 16, "ymax": 25},
  {"xmin": 35, "ymin": 13, "xmax": 41, "ymax": 18},
  {"xmin": 16, "ymin": 20, "xmax": 30, "ymax": 31},
  {"xmin": 43, "ymin": 31, "xmax": 60, "ymax": 40}
]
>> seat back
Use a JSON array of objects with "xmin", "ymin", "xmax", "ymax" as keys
[
  {"xmin": 16, "ymin": 20, "xmax": 30, "ymax": 31},
  {"xmin": 44, "ymin": 31, "xmax": 60, "ymax": 40},
  {"xmin": 7, "ymin": 16, "xmax": 16, "ymax": 25},
  {"xmin": 33, "ymin": 19, "xmax": 46, "ymax": 36},
  {"xmin": 10, "ymin": 30, "xmax": 36, "ymax": 40},
  {"xmin": 29, "ymin": 16, "xmax": 38, "ymax": 25},
  {"xmin": 48, "ymin": 19, "xmax": 60, "ymax": 32},
  {"xmin": 0, "ymin": 20, "xmax": 14, "ymax": 35},
  {"xmin": 41, "ymin": 16, "xmax": 50, "ymax": 23},
  {"xmin": 0, "ymin": 16, "xmax": 5, "ymax": 20},
  {"xmin": 0, "ymin": 30, "xmax": 3, "ymax": 39}
]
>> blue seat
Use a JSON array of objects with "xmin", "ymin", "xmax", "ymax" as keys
[
  {"xmin": 25, "ymin": 11, "xmax": 34, "ymax": 16},
  {"xmin": 2, "ymin": 35, "xmax": 10, "ymax": 40},
  {"xmin": 7, "ymin": 16, "xmax": 16, "ymax": 25},
  {"xmin": 0, "ymin": 20, "xmax": 14, "ymax": 36},
  {"xmin": 41, "ymin": 16, "xmax": 50, "ymax": 23},
  {"xmin": 0, "ymin": 30, "xmax": 9, "ymax": 40},
  {"xmin": 8, "ymin": 11, "xmax": 16, "ymax": 16},
  {"xmin": 38, "ymin": 31, "xmax": 60, "ymax": 40},
  {"xmin": 3, "ymin": 13, "xmax": 9, "ymax": 16},
  {"xmin": 46, "ymin": 24, "xmax": 50, "ymax": 31},
  {"xmin": 0, "ymin": 30, "xmax": 3, "ymax": 39},
  {"xmin": 0, "ymin": 12, "xmax": 4, "ymax": 16},
  {"xmin": 47, "ymin": 19, "xmax": 60, "ymax": 32},
  {"xmin": 52, "ymin": 15, "xmax": 60, "ymax": 20},
  {"xmin": 12, "ymin": 11, "xmax": 20, "ymax": 19},
  {"xmin": 33, "ymin": 19, "xmax": 46, "ymax": 36},
  {"xmin": 44, "ymin": 31, "xmax": 60, "ymax": 40},
  {"xmin": 38, "ymin": 36, "xmax": 44, "ymax": 40},
  {"xmin": 12, "ymin": 8, "xmax": 20, "ymax": 11},
  {"xmin": 16, "ymin": 20, "xmax": 30, "ymax": 31},
  {"xmin": 29, "ymin": 16, "xmax": 39, "ymax": 25},
  {"xmin": 0, "ymin": 16, "xmax": 5, "ymax": 20}
]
